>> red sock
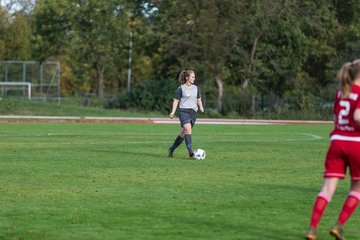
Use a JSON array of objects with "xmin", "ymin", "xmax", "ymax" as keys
[
  {"xmin": 310, "ymin": 192, "xmax": 331, "ymax": 228},
  {"xmin": 337, "ymin": 191, "xmax": 360, "ymax": 225}
]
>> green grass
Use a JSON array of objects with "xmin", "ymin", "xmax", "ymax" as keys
[
  {"xmin": 1, "ymin": 123, "xmax": 359, "ymax": 239},
  {"xmin": 0, "ymin": 98, "xmax": 164, "ymax": 117}
]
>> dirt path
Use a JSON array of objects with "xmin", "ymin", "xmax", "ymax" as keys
[{"xmin": 0, "ymin": 115, "xmax": 332, "ymax": 125}]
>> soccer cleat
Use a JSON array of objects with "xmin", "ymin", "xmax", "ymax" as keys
[
  {"xmin": 305, "ymin": 226, "xmax": 317, "ymax": 240},
  {"xmin": 168, "ymin": 149, "xmax": 174, "ymax": 158},
  {"xmin": 330, "ymin": 224, "xmax": 345, "ymax": 240},
  {"xmin": 189, "ymin": 151, "xmax": 194, "ymax": 158}
]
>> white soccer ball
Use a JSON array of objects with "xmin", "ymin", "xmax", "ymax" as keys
[{"xmin": 193, "ymin": 149, "xmax": 206, "ymax": 160}]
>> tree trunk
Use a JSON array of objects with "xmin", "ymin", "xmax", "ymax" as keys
[
  {"xmin": 242, "ymin": 30, "xmax": 264, "ymax": 89},
  {"xmin": 215, "ymin": 74, "xmax": 224, "ymax": 113},
  {"xmin": 251, "ymin": 94, "xmax": 256, "ymax": 112}
]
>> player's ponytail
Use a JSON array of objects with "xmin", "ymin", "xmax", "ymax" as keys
[
  {"xmin": 338, "ymin": 62, "xmax": 352, "ymax": 99},
  {"xmin": 178, "ymin": 70, "xmax": 186, "ymax": 84},
  {"xmin": 339, "ymin": 60, "xmax": 360, "ymax": 98},
  {"xmin": 178, "ymin": 70, "xmax": 194, "ymax": 84}
]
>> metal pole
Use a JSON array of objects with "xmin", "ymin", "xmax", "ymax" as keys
[
  {"xmin": 5, "ymin": 62, "xmax": 8, "ymax": 82},
  {"xmin": 40, "ymin": 63, "xmax": 43, "ymax": 98},
  {"xmin": 23, "ymin": 62, "xmax": 26, "ymax": 82},
  {"xmin": 57, "ymin": 62, "xmax": 61, "ymax": 103},
  {"xmin": 127, "ymin": 32, "xmax": 133, "ymax": 93},
  {"xmin": 28, "ymin": 83, "xmax": 31, "ymax": 100}
]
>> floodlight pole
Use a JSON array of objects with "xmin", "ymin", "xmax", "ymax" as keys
[{"xmin": 127, "ymin": 31, "xmax": 133, "ymax": 94}]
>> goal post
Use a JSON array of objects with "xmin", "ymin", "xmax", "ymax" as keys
[{"xmin": 0, "ymin": 82, "xmax": 32, "ymax": 100}]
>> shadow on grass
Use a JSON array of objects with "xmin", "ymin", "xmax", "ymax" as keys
[
  {"xmin": 156, "ymin": 215, "xmax": 302, "ymax": 240},
  {"xmin": 87, "ymin": 148, "xmax": 195, "ymax": 161}
]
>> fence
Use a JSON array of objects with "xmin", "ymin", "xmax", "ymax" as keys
[{"xmin": 0, "ymin": 60, "xmax": 61, "ymax": 101}]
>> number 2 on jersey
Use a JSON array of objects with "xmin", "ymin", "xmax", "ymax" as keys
[{"xmin": 338, "ymin": 100, "xmax": 350, "ymax": 125}]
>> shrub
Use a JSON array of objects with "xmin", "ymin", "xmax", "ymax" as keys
[{"xmin": 116, "ymin": 77, "xmax": 177, "ymax": 113}]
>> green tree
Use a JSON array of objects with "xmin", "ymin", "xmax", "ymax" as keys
[
  {"xmin": 239, "ymin": 1, "xmax": 281, "ymax": 90},
  {"xmin": 0, "ymin": 6, "xmax": 9, "ymax": 58},
  {"xmin": 32, "ymin": 0, "xmax": 157, "ymax": 97},
  {"xmin": 333, "ymin": 0, "xmax": 360, "ymax": 63},
  {"xmin": 32, "ymin": 0, "xmax": 71, "ymax": 61},
  {"xmin": 32, "ymin": 0, "xmax": 130, "ymax": 97},
  {"xmin": 225, "ymin": 1, "xmax": 341, "ymax": 112},
  {"xmin": 117, "ymin": 0, "xmax": 160, "ymax": 91},
  {"xmin": 154, "ymin": 0, "xmax": 244, "ymax": 114},
  {"xmin": 32, "ymin": 0, "xmax": 79, "ymax": 96},
  {"xmin": 3, "ymin": 12, "xmax": 31, "ymax": 60}
]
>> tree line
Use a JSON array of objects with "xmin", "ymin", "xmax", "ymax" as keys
[{"xmin": 0, "ymin": 0, "xmax": 359, "ymax": 117}]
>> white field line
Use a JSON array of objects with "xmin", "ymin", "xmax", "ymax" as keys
[
  {"xmin": 0, "ymin": 133, "xmax": 323, "ymax": 145},
  {"xmin": 299, "ymin": 133, "xmax": 324, "ymax": 140}
]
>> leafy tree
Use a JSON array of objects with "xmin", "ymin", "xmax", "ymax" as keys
[
  {"xmin": 32, "ymin": 0, "xmax": 130, "ymax": 97},
  {"xmin": 4, "ymin": 12, "xmax": 32, "ymax": 60},
  {"xmin": 154, "ymin": 0, "xmax": 244, "ymax": 113},
  {"xmin": 32, "ymin": 0, "xmax": 81, "ymax": 96},
  {"xmin": 3, "ymin": 0, "xmax": 360, "ymax": 119},
  {"xmin": 118, "ymin": 0, "xmax": 161, "ymax": 90},
  {"xmin": 226, "ymin": 0, "xmax": 341, "ymax": 112},
  {"xmin": 32, "ymin": 0, "xmax": 71, "ymax": 61},
  {"xmin": 298, "ymin": 1, "xmax": 339, "ymax": 91},
  {"xmin": 0, "ymin": 4, "xmax": 32, "ymax": 61},
  {"xmin": 332, "ymin": 0, "xmax": 360, "ymax": 63},
  {"xmin": 0, "ymin": 6, "xmax": 9, "ymax": 58},
  {"xmin": 239, "ymin": 0, "xmax": 291, "ymax": 90},
  {"xmin": 32, "ymin": 0, "xmax": 158, "ymax": 97}
]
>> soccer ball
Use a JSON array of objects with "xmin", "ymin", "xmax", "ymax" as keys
[{"xmin": 193, "ymin": 149, "xmax": 206, "ymax": 160}]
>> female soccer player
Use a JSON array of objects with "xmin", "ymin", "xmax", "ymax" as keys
[
  {"xmin": 168, "ymin": 70, "xmax": 204, "ymax": 158},
  {"xmin": 305, "ymin": 59, "xmax": 360, "ymax": 240}
]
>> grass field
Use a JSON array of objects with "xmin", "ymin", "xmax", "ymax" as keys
[
  {"xmin": 1, "ymin": 122, "xmax": 359, "ymax": 240},
  {"xmin": 0, "ymin": 98, "xmax": 163, "ymax": 117}
]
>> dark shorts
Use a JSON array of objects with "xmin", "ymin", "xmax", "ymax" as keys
[{"xmin": 179, "ymin": 109, "xmax": 197, "ymax": 127}]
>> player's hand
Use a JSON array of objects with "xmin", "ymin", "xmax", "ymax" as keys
[
  {"xmin": 200, "ymin": 107, "xmax": 204, "ymax": 113},
  {"xmin": 169, "ymin": 112, "xmax": 175, "ymax": 119}
]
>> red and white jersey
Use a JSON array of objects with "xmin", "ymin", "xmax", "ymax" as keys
[{"xmin": 331, "ymin": 85, "xmax": 360, "ymax": 138}]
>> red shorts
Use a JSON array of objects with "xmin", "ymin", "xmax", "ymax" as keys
[{"xmin": 324, "ymin": 139, "xmax": 360, "ymax": 180}]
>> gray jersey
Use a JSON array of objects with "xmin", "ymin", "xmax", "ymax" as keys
[{"xmin": 175, "ymin": 84, "xmax": 201, "ymax": 112}]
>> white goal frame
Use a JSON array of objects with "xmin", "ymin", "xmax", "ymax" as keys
[{"xmin": 0, "ymin": 82, "xmax": 32, "ymax": 100}]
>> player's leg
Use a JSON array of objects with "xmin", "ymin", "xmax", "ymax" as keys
[
  {"xmin": 330, "ymin": 141, "xmax": 360, "ymax": 239},
  {"xmin": 330, "ymin": 177, "xmax": 360, "ymax": 239},
  {"xmin": 306, "ymin": 140, "xmax": 345, "ymax": 239},
  {"xmin": 306, "ymin": 140, "xmax": 346, "ymax": 239},
  {"xmin": 330, "ymin": 185, "xmax": 360, "ymax": 240},
  {"xmin": 168, "ymin": 125, "xmax": 186, "ymax": 158},
  {"xmin": 168, "ymin": 110, "xmax": 191, "ymax": 157},
  {"xmin": 330, "ymin": 181, "xmax": 360, "ymax": 240},
  {"xmin": 183, "ymin": 123, "xmax": 193, "ymax": 157},
  {"xmin": 168, "ymin": 133, "xmax": 184, "ymax": 157},
  {"xmin": 184, "ymin": 110, "xmax": 197, "ymax": 158},
  {"xmin": 176, "ymin": 109, "xmax": 194, "ymax": 157},
  {"xmin": 306, "ymin": 177, "xmax": 339, "ymax": 240},
  {"xmin": 336, "ymin": 181, "xmax": 360, "ymax": 224}
]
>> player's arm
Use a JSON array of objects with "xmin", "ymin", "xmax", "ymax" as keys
[
  {"xmin": 197, "ymin": 88, "xmax": 204, "ymax": 112},
  {"xmin": 169, "ymin": 99, "xmax": 179, "ymax": 119},
  {"xmin": 170, "ymin": 87, "xmax": 182, "ymax": 119},
  {"xmin": 197, "ymin": 98, "xmax": 204, "ymax": 112}
]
